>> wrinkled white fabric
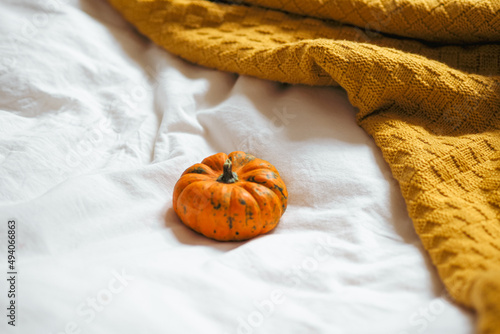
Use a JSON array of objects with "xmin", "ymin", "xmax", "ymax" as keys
[{"xmin": 0, "ymin": 1, "xmax": 474, "ymax": 333}]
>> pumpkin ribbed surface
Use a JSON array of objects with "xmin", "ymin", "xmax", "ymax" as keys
[{"xmin": 173, "ymin": 151, "xmax": 288, "ymax": 241}]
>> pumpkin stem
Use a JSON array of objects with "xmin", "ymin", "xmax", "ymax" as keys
[{"xmin": 217, "ymin": 159, "xmax": 239, "ymax": 184}]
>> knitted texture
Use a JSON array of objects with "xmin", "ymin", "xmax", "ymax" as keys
[{"xmin": 106, "ymin": 0, "xmax": 500, "ymax": 332}]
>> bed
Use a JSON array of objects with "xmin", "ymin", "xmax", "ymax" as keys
[{"xmin": 1, "ymin": 0, "xmax": 498, "ymax": 333}]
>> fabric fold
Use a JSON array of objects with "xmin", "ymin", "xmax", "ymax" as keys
[
  {"xmin": 106, "ymin": 0, "xmax": 500, "ymax": 332},
  {"xmin": 222, "ymin": 0, "xmax": 500, "ymax": 43}
]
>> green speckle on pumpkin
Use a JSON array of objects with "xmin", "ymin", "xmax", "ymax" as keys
[
  {"xmin": 273, "ymin": 184, "xmax": 286, "ymax": 198},
  {"xmin": 190, "ymin": 167, "xmax": 206, "ymax": 174}
]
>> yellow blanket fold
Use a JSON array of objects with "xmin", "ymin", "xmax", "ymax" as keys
[{"xmin": 107, "ymin": 0, "xmax": 500, "ymax": 332}]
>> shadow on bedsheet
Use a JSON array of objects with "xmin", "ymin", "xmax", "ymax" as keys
[
  {"xmin": 370, "ymin": 139, "xmax": 447, "ymax": 298},
  {"xmin": 237, "ymin": 82, "xmax": 370, "ymax": 145}
]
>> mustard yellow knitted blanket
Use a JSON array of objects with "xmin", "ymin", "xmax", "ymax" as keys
[{"xmin": 107, "ymin": 0, "xmax": 500, "ymax": 332}]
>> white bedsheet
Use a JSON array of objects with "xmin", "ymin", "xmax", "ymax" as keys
[{"xmin": 0, "ymin": 1, "xmax": 474, "ymax": 333}]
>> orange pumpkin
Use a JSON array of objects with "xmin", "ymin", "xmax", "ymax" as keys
[{"xmin": 172, "ymin": 151, "xmax": 288, "ymax": 241}]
